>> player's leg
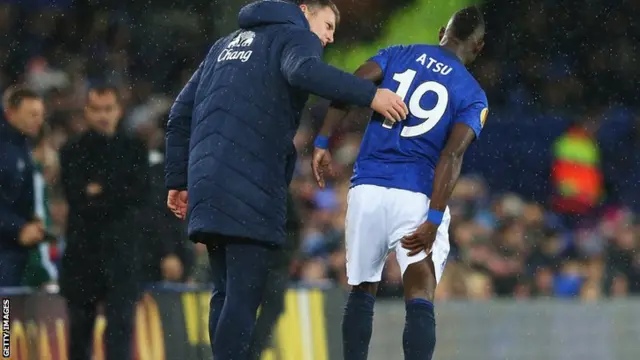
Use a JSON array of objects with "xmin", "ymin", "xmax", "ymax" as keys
[
  {"xmin": 400, "ymin": 255, "xmax": 438, "ymax": 360},
  {"xmin": 212, "ymin": 237, "xmax": 276, "ymax": 360},
  {"xmin": 398, "ymin": 217, "xmax": 450, "ymax": 360},
  {"xmin": 343, "ymin": 185, "xmax": 389, "ymax": 360},
  {"xmin": 389, "ymin": 190, "xmax": 451, "ymax": 360},
  {"xmin": 343, "ymin": 281, "xmax": 379, "ymax": 360}
]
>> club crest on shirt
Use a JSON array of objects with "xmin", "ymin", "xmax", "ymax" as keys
[{"xmin": 480, "ymin": 108, "xmax": 489, "ymax": 127}]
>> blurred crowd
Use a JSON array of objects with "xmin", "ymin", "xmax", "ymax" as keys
[
  {"xmin": 476, "ymin": 0, "xmax": 640, "ymax": 110},
  {"xmin": 1, "ymin": 0, "xmax": 639, "ymax": 300}
]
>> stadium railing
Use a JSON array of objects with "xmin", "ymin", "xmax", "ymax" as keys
[
  {"xmin": 3, "ymin": 285, "xmax": 639, "ymax": 360},
  {"xmin": 1, "ymin": 283, "xmax": 345, "ymax": 360}
]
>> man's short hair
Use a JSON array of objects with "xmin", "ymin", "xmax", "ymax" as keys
[
  {"xmin": 2, "ymin": 85, "xmax": 41, "ymax": 110},
  {"xmin": 88, "ymin": 85, "xmax": 121, "ymax": 103},
  {"xmin": 295, "ymin": 0, "xmax": 340, "ymax": 24}
]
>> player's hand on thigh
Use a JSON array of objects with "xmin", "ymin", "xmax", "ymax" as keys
[
  {"xmin": 401, "ymin": 221, "xmax": 438, "ymax": 257},
  {"xmin": 311, "ymin": 148, "xmax": 333, "ymax": 188},
  {"xmin": 371, "ymin": 88, "xmax": 409, "ymax": 123}
]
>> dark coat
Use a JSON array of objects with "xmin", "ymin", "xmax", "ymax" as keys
[
  {"xmin": 59, "ymin": 130, "xmax": 150, "ymax": 302},
  {"xmin": 165, "ymin": 0, "xmax": 377, "ymax": 246},
  {"xmin": 0, "ymin": 118, "xmax": 35, "ymax": 253}
]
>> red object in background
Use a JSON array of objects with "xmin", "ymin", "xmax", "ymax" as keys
[
  {"xmin": 48, "ymin": 242, "xmax": 59, "ymax": 262},
  {"xmin": 551, "ymin": 127, "xmax": 604, "ymax": 215}
]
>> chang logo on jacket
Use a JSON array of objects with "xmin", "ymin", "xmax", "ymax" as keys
[{"xmin": 218, "ymin": 31, "xmax": 254, "ymax": 63}]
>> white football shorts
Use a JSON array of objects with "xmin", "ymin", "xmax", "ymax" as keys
[{"xmin": 345, "ymin": 184, "xmax": 451, "ymax": 286}]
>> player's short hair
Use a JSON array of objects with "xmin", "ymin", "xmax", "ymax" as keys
[
  {"xmin": 294, "ymin": 0, "xmax": 340, "ymax": 24},
  {"xmin": 450, "ymin": 6, "xmax": 485, "ymax": 41},
  {"xmin": 2, "ymin": 85, "xmax": 41, "ymax": 110},
  {"xmin": 88, "ymin": 84, "xmax": 121, "ymax": 103}
]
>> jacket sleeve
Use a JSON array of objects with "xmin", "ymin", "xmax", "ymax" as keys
[
  {"xmin": 102, "ymin": 138, "xmax": 150, "ymax": 208},
  {"xmin": 280, "ymin": 30, "xmax": 377, "ymax": 108},
  {"xmin": 0, "ymin": 151, "xmax": 27, "ymax": 243},
  {"xmin": 59, "ymin": 143, "xmax": 112, "ymax": 216},
  {"xmin": 165, "ymin": 61, "xmax": 204, "ymax": 190},
  {"xmin": 0, "ymin": 204, "xmax": 26, "ymax": 244},
  {"xmin": 59, "ymin": 143, "xmax": 94, "ymax": 215},
  {"xmin": 123, "ymin": 139, "xmax": 150, "ymax": 206}
]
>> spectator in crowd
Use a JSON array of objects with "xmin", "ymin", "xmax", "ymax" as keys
[
  {"xmin": 22, "ymin": 125, "xmax": 61, "ymax": 289},
  {"xmin": 0, "ymin": 86, "xmax": 46, "ymax": 286},
  {"xmin": 58, "ymin": 85, "xmax": 149, "ymax": 360},
  {"xmin": 551, "ymin": 110, "xmax": 604, "ymax": 224}
]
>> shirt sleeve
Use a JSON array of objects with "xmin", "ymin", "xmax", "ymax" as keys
[
  {"xmin": 455, "ymin": 88, "xmax": 489, "ymax": 139},
  {"xmin": 367, "ymin": 45, "xmax": 401, "ymax": 76}
]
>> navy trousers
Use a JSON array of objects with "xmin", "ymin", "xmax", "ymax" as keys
[{"xmin": 202, "ymin": 233, "xmax": 279, "ymax": 360}]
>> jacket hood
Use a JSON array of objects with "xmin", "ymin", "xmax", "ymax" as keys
[{"xmin": 238, "ymin": 0, "xmax": 309, "ymax": 30}]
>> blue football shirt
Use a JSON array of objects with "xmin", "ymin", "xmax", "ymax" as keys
[{"xmin": 351, "ymin": 44, "xmax": 489, "ymax": 197}]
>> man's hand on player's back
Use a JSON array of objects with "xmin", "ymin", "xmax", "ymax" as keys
[{"xmin": 371, "ymin": 88, "xmax": 408, "ymax": 122}]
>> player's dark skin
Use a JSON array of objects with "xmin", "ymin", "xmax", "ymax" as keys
[{"xmin": 313, "ymin": 22, "xmax": 485, "ymax": 302}]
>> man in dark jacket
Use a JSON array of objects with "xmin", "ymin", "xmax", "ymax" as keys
[
  {"xmin": 59, "ymin": 86, "xmax": 149, "ymax": 360},
  {"xmin": 164, "ymin": 1, "xmax": 407, "ymax": 358},
  {"xmin": 0, "ymin": 86, "xmax": 46, "ymax": 286}
]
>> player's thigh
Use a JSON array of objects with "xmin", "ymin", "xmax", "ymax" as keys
[
  {"xmin": 345, "ymin": 185, "xmax": 390, "ymax": 286},
  {"xmin": 395, "ymin": 210, "xmax": 452, "ymax": 285},
  {"xmin": 430, "ymin": 211, "xmax": 452, "ymax": 285},
  {"xmin": 386, "ymin": 190, "xmax": 451, "ymax": 283},
  {"xmin": 402, "ymin": 254, "xmax": 437, "ymax": 301}
]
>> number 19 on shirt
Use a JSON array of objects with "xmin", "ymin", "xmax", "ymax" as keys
[{"xmin": 382, "ymin": 69, "xmax": 449, "ymax": 139}]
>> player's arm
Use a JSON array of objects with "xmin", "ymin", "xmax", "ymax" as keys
[
  {"xmin": 403, "ymin": 94, "xmax": 488, "ymax": 255},
  {"xmin": 316, "ymin": 61, "xmax": 384, "ymax": 139},
  {"xmin": 402, "ymin": 124, "xmax": 477, "ymax": 255},
  {"xmin": 428, "ymin": 123, "xmax": 477, "ymax": 212},
  {"xmin": 311, "ymin": 61, "xmax": 385, "ymax": 188},
  {"xmin": 430, "ymin": 93, "xmax": 488, "ymax": 213}
]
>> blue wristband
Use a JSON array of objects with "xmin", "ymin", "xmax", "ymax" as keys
[
  {"xmin": 426, "ymin": 209, "xmax": 444, "ymax": 225},
  {"xmin": 314, "ymin": 135, "xmax": 330, "ymax": 149}
]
